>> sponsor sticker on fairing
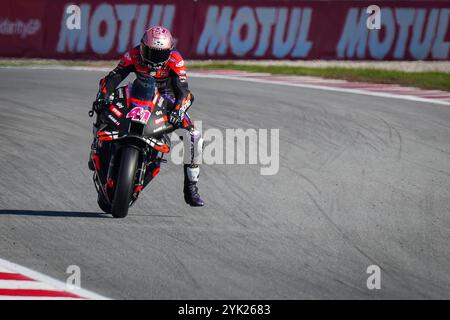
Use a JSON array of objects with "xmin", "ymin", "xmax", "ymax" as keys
[
  {"xmin": 154, "ymin": 115, "xmax": 168, "ymax": 125},
  {"xmin": 107, "ymin": 114, "xmax": 120, "ymax": 126},
  {"xmin": 109, "ymin": 105, "xmax": 123, "ymax": 118}
]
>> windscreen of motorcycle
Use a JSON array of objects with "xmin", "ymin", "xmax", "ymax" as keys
[{"xmin": 131, "ymin": 74, "xmax": 157, "ymax": 101}]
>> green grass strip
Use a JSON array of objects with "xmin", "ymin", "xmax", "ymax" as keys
[{"xmin": 1, "ymin": 59, "xmax": 448, "ymax": 91}]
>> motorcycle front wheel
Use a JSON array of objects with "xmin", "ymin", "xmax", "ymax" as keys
[{"xmin": 110, "ymin": 147, "xmax": 139, "ymax": 218}]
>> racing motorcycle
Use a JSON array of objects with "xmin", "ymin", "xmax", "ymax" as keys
[{"xmin": 88, "ymin": 79, "xmax": 174, "ymax": 218}]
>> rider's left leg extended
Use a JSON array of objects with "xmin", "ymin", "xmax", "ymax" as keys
[{"xmin": 181, "ymin": 114, "xmax": 204, "ymax": 207}]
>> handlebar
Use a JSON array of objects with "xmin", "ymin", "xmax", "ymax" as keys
[{"xmin": 89, "ymin": 99, "xmax": 107, "ymax": 117}]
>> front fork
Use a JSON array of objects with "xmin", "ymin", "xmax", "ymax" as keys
[{"xmin": 133, "ymin": 155, "xmax": 147, "ymax": 194}]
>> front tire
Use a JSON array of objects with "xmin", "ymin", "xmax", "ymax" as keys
[{"xmin": 111, "ymin": 147, "xmax": 139, "ymax": 218}]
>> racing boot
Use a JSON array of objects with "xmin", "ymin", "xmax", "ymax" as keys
[{"xmin": 183, "ymin": 164, "xmax": 204, "ymax": 207}]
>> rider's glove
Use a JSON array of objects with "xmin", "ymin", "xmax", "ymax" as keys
[
  {"xmin": 97, "ymin": 88, "xmax": 114, "ymax": 104},
  {"xmin": 92, "ymin": 99, "xmax": 106, "ymax": 114},
  {"xmin": 98, "ymin": 78, "xmax": 115, "ymax": 103},
  {"xmin": 169, "ymin": 109, "xmax": 184, "ymax": 127},
  {"xmin": 106, "ymin": 92, "xmax": 115, "ymax": 103},
  {"xmin": 168, "ymin": 92, "xmax": 193, "ymax": 126}
]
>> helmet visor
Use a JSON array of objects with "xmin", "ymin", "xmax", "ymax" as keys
[{"xmin": 141, "ymin": 43, "xmax": 171, "ymax": 65}]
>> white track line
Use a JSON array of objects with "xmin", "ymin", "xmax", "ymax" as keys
[
  {"xmin": 189, "ymin": 72, "xmax": 450, "ymax": 106},
  {"xmin": 0, "ymin": 280, "xmax": 57, "ymax": 290},
  {"xmin": 1, "ymin": 65, "xmax": 449, "ymax": 106},
  {"xmin": 0, "ymin": 296, "xmax": 84, "ymax": 300},
  {"xmin": 0, "ymin": 258, "xmax": 109, "ymax": 300},
  {"xmin": 0, "ymin": 266, "xmax": 16, "ymax": 273}
]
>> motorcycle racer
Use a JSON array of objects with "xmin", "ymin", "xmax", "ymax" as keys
[{"xmin": 89, "ymin": 26, "xmax": 204, "ymax": 207}]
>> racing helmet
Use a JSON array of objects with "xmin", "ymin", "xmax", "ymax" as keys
[{"xmin": 140, "ymin": 26, "xmax": 174, "ymax": 69}]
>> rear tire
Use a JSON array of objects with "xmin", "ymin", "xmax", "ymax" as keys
[{"xmin": 111, "ymin": 147, "xmax": 139, "ymax": 218}]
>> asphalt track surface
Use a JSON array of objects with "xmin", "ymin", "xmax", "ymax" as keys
[{"xmin": 0, "ymin": 68, "xmax": 449, "ymax": 299}]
